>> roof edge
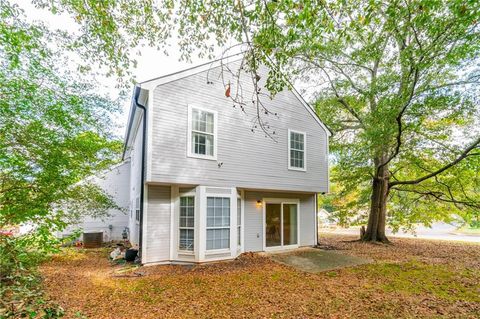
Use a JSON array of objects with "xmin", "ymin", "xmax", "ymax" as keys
[
  {"xmin": 138, "ymin": 52, "xmax": 244, "ymax": 89},
  {"xmin": 122, "ymin": 86, "xmax": 147, "ymax": 160},
  {"xmin": 139, "ymin": 53, "xmax": 332, "ymax": 136}
]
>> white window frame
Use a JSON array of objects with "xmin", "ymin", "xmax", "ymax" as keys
[
  {"xmin": 187, "ymin": 105, "xmax": 218, "ymax": 160},
  {"xmin": 178, "ymin": 196, "xmax": 195, "ymax": 252},
  {"xmin": 288, "ymin": 129, "xmax": 307, "ymax": 171},
  {"xmin": 262, "ymin": 198, "xmax": 301, "ymax": 252},
  {"xmin": 135, "ymin": 197, "xmax": 140, "ymax": 224},
  {"xmin": 237, "ymin": 195, "xmax": 242, "ymax": 248},
  {"xmin": 205, "ymin": 195, "xmax": 231, "ymax": 252}
]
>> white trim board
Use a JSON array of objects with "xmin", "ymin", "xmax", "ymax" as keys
[
  {"xmin": 186, "ymin": 105, "xmax": 218, "ymax": 161},
  {"xmin": 287, "ymin": 129, "xmax": 307, "ymax": 172}
]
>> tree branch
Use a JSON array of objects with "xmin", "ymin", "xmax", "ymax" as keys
[
  {"xmin": 309, "ymin": 62, "xmax": 366, "ymax": 129},
  {"xmin": 390, "ymin": 136, "xmax": 480, "ymax": 187},
  {"xmin": 390, "ymin": 187, "xmax": 480, "ymax": 210},
  {"xmin": 377, "ymin": 67, "xmax": 420, "ymax": 172}
]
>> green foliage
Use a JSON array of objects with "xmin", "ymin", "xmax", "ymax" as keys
[
  {"xmin": 0, "ymin": 0, "xmax": 122, "ymax": 230},
  {"xmin": 1, "ymin": 1, "xmax": 122, "ymax": 317},
  {"xmin": 26, "ymin": 0, "xmax": 479, "ymax": 237},
  {"xmin": 469, "ymin": 220, "xmax": 480, "ymax": 229},
  {"xmin": 0, "ymin": 234, "xmax": 65, "ymax": 318},
  {"xmin": 34, "ymin": 0, "xmax": 480, "ymax": 232}
]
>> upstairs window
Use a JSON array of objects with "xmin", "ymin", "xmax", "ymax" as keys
[
  {"xmin": 288, "ymin": 130, "xmax": 306, "ymax": 171},
  {"xmin": 188, "ymin": 106, "xmax": 217, "ymax": 159}
]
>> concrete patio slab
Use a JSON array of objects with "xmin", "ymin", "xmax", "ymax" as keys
[{"xmin": 269, "ymin": 248, "xmax": 372, "ymax": 273}]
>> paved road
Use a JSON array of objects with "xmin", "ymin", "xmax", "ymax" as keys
[{"xmin": 322, "ymin": 222, "xmax": 480, "ymax": 243}]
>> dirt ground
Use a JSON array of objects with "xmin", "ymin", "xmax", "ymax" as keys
[{"xmin": 40, "ymin": 234, "xmax": 480, "ymax": 319}]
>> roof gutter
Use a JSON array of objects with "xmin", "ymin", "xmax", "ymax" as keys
[{"xmin": 132, "ymin": 86, "xmax": 147, "ymax": 261}]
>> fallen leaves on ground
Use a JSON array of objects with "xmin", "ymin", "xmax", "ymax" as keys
[{"xmin": 39, "ymin": 236, "xmax": 480, "ymax": 318}]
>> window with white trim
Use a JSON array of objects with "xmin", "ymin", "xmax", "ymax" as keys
[
  {"xmin": 179, "ymin": 196, "xmax": 195, "ymax": 251},
  {"xmin": 289, "ymin": 130, "xmax": 306, "ymax": 170},
  {"xmin": 135, "ymin": 197, "xmax": 140, "ymax": 223},
  {"xmin": 189, "ymin": 107, "xmax": 216, "ymax": 158},
  {"xmin": 206, "ymin": 197, "xmax": 230, "ymax": 250}
]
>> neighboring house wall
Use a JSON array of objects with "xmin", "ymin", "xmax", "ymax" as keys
[
  {"xmin": 146, "ymin": 63, "xmax": 329, "ymax": 193},
  {"xmin": 243, "ymin": 191, "xmax": 316, "ymax": 252},
  {"xmin": 59, "ymin": 161, "xmax": 130, "ymax": 241}
]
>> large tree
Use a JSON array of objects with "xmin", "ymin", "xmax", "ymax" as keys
[{"xmin": 36, "ymin": 0, "xmax": 480, "ymax": 242}]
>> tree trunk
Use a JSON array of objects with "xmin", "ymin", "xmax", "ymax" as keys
[{"xmin": 362, "ymin": 159, "xmax": 390, "ymax": 243}]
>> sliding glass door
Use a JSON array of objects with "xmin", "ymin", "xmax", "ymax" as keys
[
  {"xmin": 283, "ymin": 204, "xmax": 298, "ymax": 246},
  {"xmin": 265, "ymin": 202, "xmax": 298, "ymax": 248},
  {"xmin": 266, "ymin": 204, "xmax": 281, "ymax": 247}
]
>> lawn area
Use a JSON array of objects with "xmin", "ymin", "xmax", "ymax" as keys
[
  {"xmin": 456, "ymin": 226, "xmax": 480, "ymax": 236},
  {"xmin": 39, "ymin": 235, "xmax": 480, "ymax": 319}
]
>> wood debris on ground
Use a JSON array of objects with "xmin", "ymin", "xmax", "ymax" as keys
[{"xmin": 39, "ymin": 235, "xmax": 480, "ymax": 318}]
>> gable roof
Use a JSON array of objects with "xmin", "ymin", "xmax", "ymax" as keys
[
  {"xmin": 122, "ymin": 55, "xmax": 332, "ymax": 158},
  {"xmin": 138, "ymin": 54, "xmax": 244, "ymax": 88}
]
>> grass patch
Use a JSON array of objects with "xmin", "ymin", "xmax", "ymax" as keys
[
  {"xmin": 39, "ymin": 236, "xmax": 480, "ymax": 318},
  {"xmin": 357, "ymin": 261, "xmax": 480, "ymax": 302},
  {"xmin": 456, "ymin": 226, "xmax": 480, "ymax": 235}
]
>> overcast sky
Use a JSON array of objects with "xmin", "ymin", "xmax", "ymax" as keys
[{"xmin": 15, "ymin": 1, "xmax": 220, "ymax": 138}]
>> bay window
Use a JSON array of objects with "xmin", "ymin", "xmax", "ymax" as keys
[
  {"xmin": 237, "ymin": 197, "xmax": 241, "ymax": 247},
  {"xmin": 179, "ymin": 196, "xmax": 195, "ymax": 251},
  {"xmin": 206, "ymin": 197, "xmax": 230, "ymax": 250}
]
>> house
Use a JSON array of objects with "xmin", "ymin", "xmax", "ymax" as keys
[
  {"xmin": 122, "ymin": 56, "xmax": 330, "ymax": 264},
  {"xmin": 58, "ymin": 161, "xmax": 130, "ymax": 241}
]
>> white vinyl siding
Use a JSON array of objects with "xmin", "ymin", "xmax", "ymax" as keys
[
  {"xmin": 206, "ymin": 197, "xmax": 230, "ymax": 250},
  {"xmin": 150, "ymin": 62, "xmax": 328, "ymax": 193},
  {"xmin": 57, "ymin": 162, "xmax": 130, "ymax": 242},
  {"xmin": 179, "ymin": 196, "xmax": 194, "ymax": 251},
  {"xmin": 244, "ymin": 191, "xmax": 316, "ymax": 252},
  {"xmin": 187, "ymin": 106, "xmax": 217, "ymax": 160},
  {"xmin": 288, "ymin": 130, "xmax": 306, "ymax": 171},
  {"xmin": 145, "ymin": 185, "xmax": 171, "ymax": 263}
]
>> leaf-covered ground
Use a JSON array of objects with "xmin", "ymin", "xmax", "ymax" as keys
[{"xmin": 39, "ymin": 235, "xmax": 480, "ymax": 318}]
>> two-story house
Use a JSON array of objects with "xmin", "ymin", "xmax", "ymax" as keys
[{"xmin": 123, "ymin": 57, "xmax": 330, "ymax": 264}]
